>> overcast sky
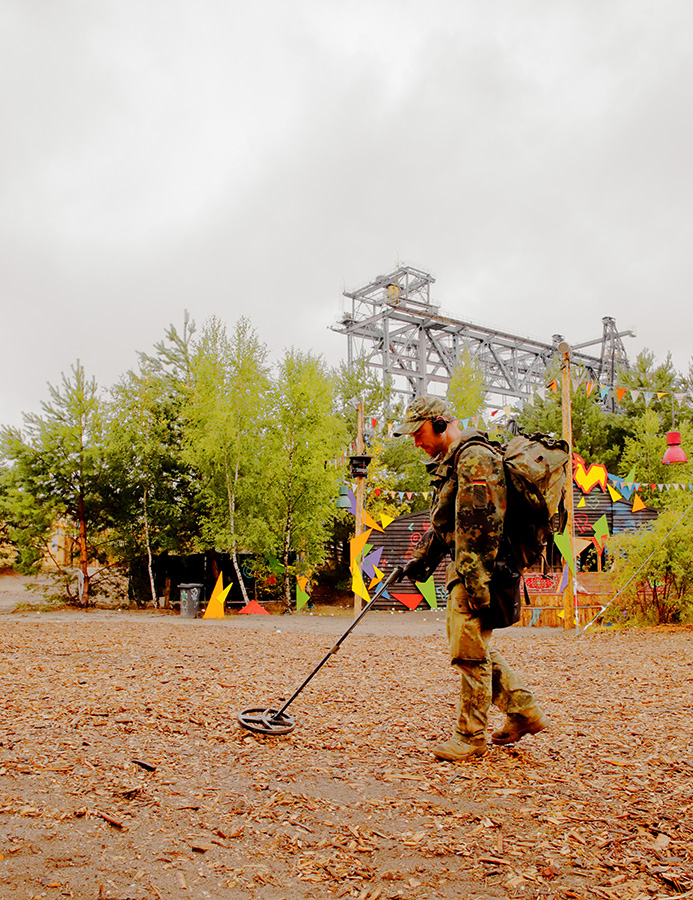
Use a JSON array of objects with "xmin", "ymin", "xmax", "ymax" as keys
[{"xmin": 2, "ymin": 0, "xmax": 692, "ymax": 429}]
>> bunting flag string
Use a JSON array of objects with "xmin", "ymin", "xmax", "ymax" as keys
[{"xmin": 524, "ymin": 376, "xmax": 691, "ymax": 410}]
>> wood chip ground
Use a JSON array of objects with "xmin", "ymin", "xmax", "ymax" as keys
[{"xmin": 0, "ymin": 613, "xmax": 691, "ymax": 900}]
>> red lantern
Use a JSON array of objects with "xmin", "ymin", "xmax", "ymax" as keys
[{"xmin": 662, "ymin": 431, "xmax": 688, "ymax": 465}]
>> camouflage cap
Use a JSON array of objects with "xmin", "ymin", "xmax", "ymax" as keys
[{"xmin": 392, "ymin": 395, "xmax": 454, "ymax": 436}]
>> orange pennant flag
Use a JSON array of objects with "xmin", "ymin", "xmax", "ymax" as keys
[
  {"xmin": 632, "ymin": 494, "xmax": 646, "ymax": 512},
  {"xmin": 362, "ymin": 509, "xmax": 384, "ymax": 532},
  {"xmin": 350, "ymin": 529, "xmax": 373, "ymax": 569}
]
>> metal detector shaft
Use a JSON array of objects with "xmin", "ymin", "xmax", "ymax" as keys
[{"xmin": 270, "ymin": 567, "xmax": 403, "ymax": 721}]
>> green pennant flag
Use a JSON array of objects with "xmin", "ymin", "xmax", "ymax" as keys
[
  {"xmin": 553, "ymin": 529, "xmax": 576, "ymax": 576},
  {"xmin": 296, "ymin": 585, "xmax": 310, "ymax": 611},
  {"xmin": 415, "ymin": 576, "xmax": 438, "ymax": 610},
  {"xmin": 592, "ymin": 514, "xmax": 610, "ymax": 551}
]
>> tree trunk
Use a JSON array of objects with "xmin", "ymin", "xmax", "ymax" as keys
[
  {"xmin": 143, "ymin": 488, "xmax": 157, "ymax": 607},
  {"xmin": 77, "ymin": 494, "xmax": 89, "ymax": 606},
  {"xmin": 226, "ymin": 459, "xmax": 251, "ymax": 604},
  {"xmin": 283, "ymin": 513, "xmax": 292, "ymax": 610}
]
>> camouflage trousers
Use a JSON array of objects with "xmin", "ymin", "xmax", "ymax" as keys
[{"xmin": 446, "ymin": 582, "xmax": 537, "ymax": 743}]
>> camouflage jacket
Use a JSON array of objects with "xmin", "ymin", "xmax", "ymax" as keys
[{"xmin": 408, "ymin": 430, "xmax": 507, "ymax": 604}]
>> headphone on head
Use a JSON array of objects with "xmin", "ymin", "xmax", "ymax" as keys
[{"xmin": 431, "ymin": 416, "xmax": 449, "ymax": 434}]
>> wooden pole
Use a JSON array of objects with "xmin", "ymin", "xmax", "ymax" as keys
[
  {"xmin": 559, "ymin": 343, "xmax": 577, "ymax": 630},
  {"xmin": 353, "ymin": 401, "xmax": 365, "ymax": 616}
]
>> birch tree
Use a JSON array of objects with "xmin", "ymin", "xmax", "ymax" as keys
[
  {"xmin": 185, "ymin": 316, "xmax": 269, "ymax": 603},
  {"xmin": 260, "ymin": 349, "xmax": 344, "ymax": 608}
]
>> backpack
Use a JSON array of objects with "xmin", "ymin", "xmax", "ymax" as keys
[{"xmin": 456, "ymin": 430, "xmax": 570, "ymax": 628}]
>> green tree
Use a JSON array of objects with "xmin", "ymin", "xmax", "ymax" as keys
[
  {"xmin": 260, "ymin": 349, "xmax": 345, "ymax": 608},
  {"xmin": 106, "ymin": 316, "xmax": 201, "ymax": 604},
  {"xmin": 608, "ymin": 506, "xmax": 693, "ymax": 624},
  {"xmin": 185, "ymin": 316, "xmax": 270, "ymax": 602},
  {"xmin": 518, "ymin": 363, "xmax": 632, "ymax": 472},
  {"xmin": 447, "ymin": 348, "xmax": 486, "ymax": 421},
  {"xmin": 0, "ymin": 362, "xmax": 109, "ymax": 603},
  {"xmin": 617, "ymin": 350, "xmax": 682, "ymax": 433},
  {"xmin": 618, "ymin": 408, "xmax": 693, "ymax": 506}
]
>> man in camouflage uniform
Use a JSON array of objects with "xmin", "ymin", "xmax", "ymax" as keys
[{"xmin": 393, "ymin": 395, "xmax": 549, "ymax": 761}]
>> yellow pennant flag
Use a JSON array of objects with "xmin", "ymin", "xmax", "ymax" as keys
[
  {"xmin": 203, "ymin": 574, "xmax": 230, "ymax": 619},
  {"xmin": 577, "ymin": 497, "xmax": 586, "ymax": 508},
  {"xmin": 607, "ymin": 485, "xmax": 624, "ymax": 502},
  {"xmin": 351, "ymin": 564, "xmax": 370, "ymax": 603},
  {"xmin": 369, "ymin": 566, "xmax": 385, "ymax": 589},
  {"xmin": 380, "ymin": 513, "xmax": 394, "ymax": 530}
]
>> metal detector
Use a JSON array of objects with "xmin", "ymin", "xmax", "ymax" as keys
[{"xmin": 237, "ymin": 567, "xmax": 404, "ymax": 736}]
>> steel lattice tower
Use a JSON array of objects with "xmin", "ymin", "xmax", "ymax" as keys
[{"xmin": 332, "ymin": 266, "xmax": 633, "ymax": 408}]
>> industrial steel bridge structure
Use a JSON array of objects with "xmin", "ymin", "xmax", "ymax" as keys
[{"xmin": 332, "ymin": 266, "xmax": 633, "ymax": 410}]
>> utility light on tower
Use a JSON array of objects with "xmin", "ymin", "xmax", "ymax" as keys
[{"xmin": 662, "ymin": 431, "xmax": 688, "ymax": 465}]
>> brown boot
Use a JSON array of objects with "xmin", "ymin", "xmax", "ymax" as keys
[
  {"xmin": 432, "ymin": 738, "xmax": 487, "ymax": 761},
  {"xmin": 491, "ymin": 710, "xmax": 550, "ymax": 745}
]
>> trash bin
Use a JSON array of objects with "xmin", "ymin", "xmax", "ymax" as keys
[{"xmin": 179, "ymin": 583, "xmax": 204, "ymax": 618}]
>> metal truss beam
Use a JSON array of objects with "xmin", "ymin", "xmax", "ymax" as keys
[{"xmin": 332, "ymin": 266, "xmax": 632, "ymax": 409}]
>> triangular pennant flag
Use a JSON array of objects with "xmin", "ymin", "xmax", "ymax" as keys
[
  {"xmin": 548, "ymin": 380, "xmax": 558, "ymax": 393},
  {"xmin": 374, "ymin": 488, "xmax": 381, "ymax": 498},
  {"xmin": 296, "ymin": 585, "xmax": 310, "ymax": 611},
  {"xmin": 351, "ymin": 564, "xmax": 371, "ymax": 603},
  {"xmin": 380, "ymin": 513, "xmax": 394, "ymax": 529},
  {"xmin": 350, "ymin": 529, "xmax": 373, "ymax": 569},
  {"xmin": 616, "ymin": 388, "xmax": 627, "ymax": 403},
  {"xmin": 208, "ymin": 573, "xmax": 224, "ymax": 605},
  {"xmin": 369, "ymin": 566, "xmax": 385, "ymax": 589},
  {"xmin": 632, "ymin": 494, "xmax": 646, "ymax": 512},
  {"xmin": 575, "ymin": 537, "xmax": 593, "ymax": 555},
  {"xmin": 607, "ymin": 484, "xmax": 624, "ymax": 502},
  {"xmin": 577, "ymin": 497, "xmax": 586, "ymax": 507},
  {"xmin": 657, "ymin": 391, "xmax": 667, "ymax": 399},
  {"xmin": 556, "ymin": 562, "xmax": 569, "ymax": 594},
  {"xmin": 362, "ymin": 545, "xmax": 384, "ymax": 568},
  {"xmin": 554, "ymin": 529, "xmax": 576, "ymax": 576},
  {"xmin": 297, "ymin": 575, "xmax": 309, "ymax": 593},
  {"xmin": 585, "ymin": 382, "xmax": 595, "ymax": 398},
  {"xmin": 362, "ymin": 509, "xmax": 384, "ymax": 532},
  {"xmin": 592, "ymin": 514, "xmax": 610, "ymax": 551},
  {"xmin": 203, "ymin": 575, "xmax": 230, "ymax": 619},
  {"xmin": 537, "ymin": 387, "xmax": 546, "ymax": 401},
  {"xmin": 642, "ymin": 391, "xmax": 654, "ymax": 405},
  {"xmin": 630, "ymin": 389, "xmax": 641, "ymax": 402},
  {"xmin": 600, "ymin": 386, "xmax": 609, "ymax": 399},
  {"xmin": 239, "ymin": 599, "xmax": 270, "ymax": 615},
  {"xmin": 392, "ymin": 592, "xmax": 422, "ymax": 611},
  {"xmin": 415, "ymin": 577, "xmax": 438, "ymax": 610}
]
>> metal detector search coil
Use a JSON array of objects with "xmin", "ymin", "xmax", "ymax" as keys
[{"xmin": 236, "ymin": 567, "xmax": 402, "ymax": 737}]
